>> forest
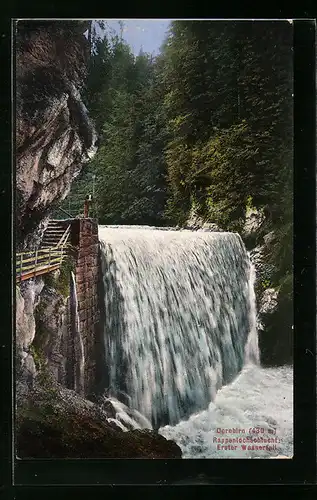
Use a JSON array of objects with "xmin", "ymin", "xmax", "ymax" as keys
[{"xmin": 60, "ymin": 20, "xmax": 293, "ymax": 325}]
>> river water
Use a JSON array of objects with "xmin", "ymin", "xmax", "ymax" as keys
[{"xmin": 98, "ymin": 226, "xmax": 293, "ymax": 458}]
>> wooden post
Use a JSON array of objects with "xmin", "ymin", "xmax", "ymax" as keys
[
  {"xmin": 34, "ymin": 250, "xmax": 38, "ymax": 274},
  {"xmin": 20, "ymin": 254, "xmax": 23, "ymax": 280}
]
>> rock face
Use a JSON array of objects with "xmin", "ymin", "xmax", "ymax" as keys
[
  {"xmin": 16, "ymin": 375, "xmax": 182, "ymax": 459},
  {"xmin": 16, "ymin": 278, "xmax": 44, "ymax": 382},
  {"xmin": 185, "ymin": 206, "xmax": 223, "ymax": 232},
  {"xmin": 242, "ymin": 206, "xmax": 266, "ymax": 246},
  {"xmin": 33, "ymin": 284, "xmax": 69, "ymax": 385},
  {"xmin": 249, "ymin": 243, "xmax": 276, "ymax": 304},
  {"xmin": 258, "ymin": 287, "xmax": 279, "ymax": 318},
  {"xmin": 16, "ymin": 276, "xmax": 72, "ymax": 388},
  {"xmin": 243, "ymin": 213, "xmax": 293, "ymax": 366},
  {"xmin": 16, "ymin": 20, "xmax": 97, "ymax": 246}
]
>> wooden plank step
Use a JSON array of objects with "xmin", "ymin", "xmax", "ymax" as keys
[
  {"xmin": 43, "ymin": 232, "xmax": 65, "ymax": 237},
  {"xmin": 44, "ymin": 231, "xmax": 65, "ymax": 237},
  {"xmin": 40, "ymin": 244, "xmax": 61, "ymax": 248},
  {"xmin": 46, "ymin": 227, "xmax": 64, "ymax": 231},
  {"xmin": 44, "ymin": 236, "xmax": 64, "ymax": 240},
  {"xmin": 42, "ymin": 240, "xmax": 61, "ymax": 244},
  {"xmin": 44, "ymin": 233, "xmax": 65, "ymax": 237}
]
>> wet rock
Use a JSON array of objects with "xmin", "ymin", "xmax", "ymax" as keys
[
  {"xmin": 263, "ymin": 231, "xmax": 276, "ymax": 246},
  {"xmin": 16, "ymin": 376, "xmax": 182, "ymax": 459},
  {"xmin": 241, "ymin": 206, "xmax": 292, "ymax": 366},
  {"xmin": 185, "ymin": 209, "xmax": 223, "ymax": 232},
  {"xmin": 249, "ymin": 244, "xmax": 276, "ymax": 301},
  {"xmin": 130, "ymin": 429, "xmax": 182, "ymax": 458},
  {"xmin": 259, "ymin": 288, "xmax": 278, "ymax": 317},
  {"xmin": 249, "ymin": 238, "xmax": 292, "ymax": 365},
  {"xmin": 258, "ymin": 292, "xmax": 293, "ymax": 366},
  {"xmin": 19, "ymin": 354, "xmax": 37, "ymax": 388},
  {"xmin": 198, "ymin": 223, "xmax": 223, "ymax": 232},
  {"xmin": 33, "ymin": 285, "xmax": 69, "ymax": 385},
  {"xmin": 16, "ymin": 278, "xmax": 45, "ymax": 377},
  {"xmin": 257, "ymin": 287, "xmax": 279, "ymax": 333},
  {"xmin": 242, "ymin": 206, "xmax": 265, "ymax": 240},
  {"xmin": 21, "ymin": 216, "xmax": 50, "ymax": 251}
]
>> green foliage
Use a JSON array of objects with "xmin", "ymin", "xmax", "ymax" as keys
[
  {"xmin": 43, "ymin": 256, "xmax": 74, "ymax": 298},
  {"xmin": 161, "ymin": 21, "xmax": 292, "ymax": 227},
  {"xmin": 62, "ymin": 35, "xmax": 168, "ymax": 226},
  {"xmin": 36, "ymin": 369, "xmax": 59, "ymax": 399},
  {"xmin": 58, "ymin": 256, "xmax": 75, "ymax": 298},
  {"xmin": 60, "ymin": 20, "xmax": 292, "ymax": 307},
  {"xmin": 29, "ymin": 344, "xmax": 45, "ymax": 371},
  {"xmin": 43, "ymin": 272, "xmax": 55, "ymax": 288},
  {"xmin": 261, "ymin": 279, "xmax": 272, "ymax": 290},
  {"xmin": 160, "ymin": 20, "xmax": 293, "ymax": 305}
]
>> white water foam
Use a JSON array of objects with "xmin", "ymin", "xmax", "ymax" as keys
[
  {"xmin": 70, "ymin": 271, "xmax": 85, "ymax": 394},
  {"xmin": 159, "ymin": 364, "xmax": 293, "ymax": 458},
  {"xmin": 109, "ymin": 397, "xmax": 153, "ymax": 430}
]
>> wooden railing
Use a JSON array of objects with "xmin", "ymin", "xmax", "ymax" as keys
[
  {"xmin": 16, "ymin": 244, "xmax": 70, "ymax": 282},
  {"xmin": 57, "ymin": 224, "xmax": 71, "ymax": 246},
  {"xmin": 16, "ymin": 224, "xmax": 72, "ymax": 282}
]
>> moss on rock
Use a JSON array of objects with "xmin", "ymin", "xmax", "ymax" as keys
[
  {"xmin": 43, "ymin": 255, "xmax": 75, "ymax": 298},
  {"xmin": 16, "ymin": 377, "xmax": 182, "ymax": 459}
]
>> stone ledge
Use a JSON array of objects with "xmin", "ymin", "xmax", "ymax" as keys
[{"xmin": 16, "ymin": 379, "xmax": 182, "ymax": 458}]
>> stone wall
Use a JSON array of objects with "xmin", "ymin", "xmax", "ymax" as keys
[{"xmin": 74, "ymin": 218, "xmax": 100, "ymax": 395}]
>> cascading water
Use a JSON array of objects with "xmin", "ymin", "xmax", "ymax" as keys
[
  {"xmin": 70, "ymin": 271, "xmax": 85, "ymax": 395},
  {"xmin": 99, "ymin": 226, "xmax": 259, "ymax": 429}
]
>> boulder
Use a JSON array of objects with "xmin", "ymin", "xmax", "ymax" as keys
[{"xmin": 16, "ymin": 375, "xmax": 182, "ymax": 459}]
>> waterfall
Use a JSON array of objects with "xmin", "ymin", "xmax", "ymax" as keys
[
  {"xmin": 99, "ymin": 226, "xmax": 259, "ymax": 428},
  {"xmin": 244, "ymin": 262, "xmax": 259, "ymax": 365},
  {"xmin": 70, "ymin": 271, "xmax": 85, "ymax": 395}
]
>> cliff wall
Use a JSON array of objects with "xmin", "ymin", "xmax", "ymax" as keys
[{"xmin": 16, "ymin": 20, "xmax": 97, "ymax": 248}]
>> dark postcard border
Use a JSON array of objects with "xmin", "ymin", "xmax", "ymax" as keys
[
  {"xmin": 293, "ymin": 18, "xmax": 316, "ymax": 480},
  {"xmin": 6, "ymin": 18, "xmax": 315, "ymax": 487},
  {"xmin": 0, "ymin": 10, "xmax": 13, "ymax": 497}
]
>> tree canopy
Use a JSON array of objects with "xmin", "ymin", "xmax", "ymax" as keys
[{"xmin": 60, "ymin": 20, "xmax": 293, "ymax": 296}]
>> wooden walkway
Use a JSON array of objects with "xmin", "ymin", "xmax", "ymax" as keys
[{"xmin": 16, "ymin": 223, "xmax": 71, "ymax": 282}]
